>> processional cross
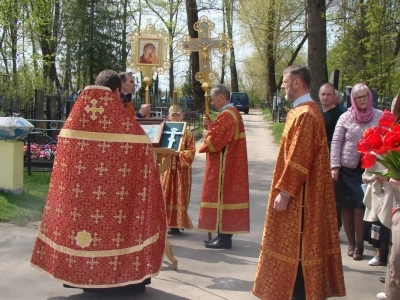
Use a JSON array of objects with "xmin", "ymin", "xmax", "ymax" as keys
[{"xmin": 178, "ymin": 15, "xmax": 233, "ymax": 118}]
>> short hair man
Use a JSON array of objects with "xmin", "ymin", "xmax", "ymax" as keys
[
  {"xmin": 253, "ymin": 65, "xmax": 346, "ymax": 300},
  {"xmin": 200, "ymin": 84, "xmax": 250, "ymax": 249},
  {"xmin": 319, "ymin": 83, "xmax": 347, "ymax": 232},
  {"xmin": 119, "ymin": 72, "xmax": 151, "ymax": 118},
  {"xmin": 30, "ymin": 69, "xmax": 166, "ymax": 294}
]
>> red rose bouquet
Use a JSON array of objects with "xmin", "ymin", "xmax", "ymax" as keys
[{"xmin": 357, "ymin": 109, "xmax": 400, "ymax": 179}]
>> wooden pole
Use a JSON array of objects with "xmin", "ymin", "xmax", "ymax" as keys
[
  {"xmin": 143, "ymin": 76, "xmax": 152, "ymax": 105},
  {"xmin": 202, "ymin": 81, "xmax": 212, "ymax": 242}
]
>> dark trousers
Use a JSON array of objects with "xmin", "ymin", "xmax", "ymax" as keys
[
  {"xmin": 292, "ymin": 262, "xmax": 306, "ymax": 300},
  {"xmin": 337, "ymin": 206, "xmax": 342, "ymax": 231},
  {"xmin": 218, "ymin": 233, "xmax": 233, "ymax": 242}
]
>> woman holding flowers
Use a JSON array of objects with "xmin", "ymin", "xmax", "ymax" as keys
[
  {"xmin": 331, "ymin": 83, "xmax": 382, "ymax": 260},
  {"xmin": 357, "ymin": 92, "xmax": 400, "ymax": 300}
]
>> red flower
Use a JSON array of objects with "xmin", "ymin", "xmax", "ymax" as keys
[
  {"xmin": 357, "ymin": 138, "xmax": 373, "ymax": 153},
  {"xmin": 361, "ymin": 152, "xmax": 377, "ymax": 168},
  {"xmin": 364, "ymin": 130, "xmax": 383, "ymax": 150},
  {"xmin": 374, "ymin": 144, "xmax": 389, "ymax": 155},
  {"xmin": 383, "ymin": 130, "xmax": 400, "ymax": 151},
  {"xmin": 374, "ymin": 126, "xmax": 389, "ymax": 136},
  {"xmin": 363, "ymin": 127, "xmax": 375, "ymax": 138},
  {"xmin": 378, "ymin": 110, "xmax": 396, "ymax": 127},
  {"xmin": 392, "ymin": 124, "xmax": 400, "ymax": 132}
]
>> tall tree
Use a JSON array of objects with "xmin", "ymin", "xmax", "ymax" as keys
[
  {"xmin": 143, "ymin": 0, "xmax": 184, "ymax": 98},
  {"xmin": 307, "ymin": 0, "xmax": 327, "ymax": 100},
  {"xmin": 27, "ymin": 0, "xmax": 62, "ymax": 89},
  {"xmin": 223, "ymin": 0, "xmax": 238, "ymax": 92},
  {"xmin": 185, "ymin": 0, "xmax": 204, "ymax": 111}
]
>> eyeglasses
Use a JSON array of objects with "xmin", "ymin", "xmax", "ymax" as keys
[{"xmin": 355, "ymin": 94, "xmax": 368, "ymax": 101}]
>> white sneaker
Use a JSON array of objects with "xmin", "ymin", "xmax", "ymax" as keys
[
  {"xmin": 377, "ymin": 292, "xmax": 387, "ymax": 299},
  {"xmin": 369, "ymin": 256, "xmax": 385, "ymax": 266}
]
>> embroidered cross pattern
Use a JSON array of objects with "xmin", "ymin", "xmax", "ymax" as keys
[{"xmin": 85, "ymin": 99, "xmax": 104, "ymax": 120}]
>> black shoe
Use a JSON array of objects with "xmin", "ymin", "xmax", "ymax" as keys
[
  {"xmin": 204, "ymin": 236, "xmax": 218, "ymax": 243},
  {"xmin": 204, "ymin": 238, "xmax": 232, "ymax": 249},
  {"xmin": 379, "ymin": 277, "xmax": 385, "ymax": 283},
  {"xmin": 168, "ymin": 228, "xmax": 180, "ymax": 235}
]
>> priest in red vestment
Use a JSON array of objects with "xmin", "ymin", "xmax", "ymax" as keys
[
  {"xmin": 253, "ymin": 65, "xmax": 345, "ymax": 300},
  {"xmin": 199, "ymin": 84, "xmax": 250, "ymax": 249},
  {"xmin": 161, "ymin": 106, "xmax": 195, "ymax": 234},
  {"xmin": 30, "ymin": 70, "xmax": 167, "ymax": 294}
]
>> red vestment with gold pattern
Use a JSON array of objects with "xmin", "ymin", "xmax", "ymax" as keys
[
  {"xmin": 253, "ymin": 101, "xmax": 346, "ymax": 300},
  {"xmin": 30, "ymin": 86, "xmax": 167, "ymax": 288},
  {"xmin": 198, "ymin": 106, "xmax": 250, "ymax": 233},
  {"xmin": 160, "ymin": 128, "xmax": 195, "ymax": 229}
]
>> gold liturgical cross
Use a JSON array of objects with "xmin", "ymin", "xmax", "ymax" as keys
[{"xmin": 178, "ymin": 15, "xmax": 232, "ymax": 82}]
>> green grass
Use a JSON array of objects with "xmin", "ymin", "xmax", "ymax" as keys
[
  {"xmin": 0, "ymin": 172, "xmax": 50, "ymax": 226},
  {"xmin": 262, "ymin": 108, "xmax": 285, "ymax": 144}
]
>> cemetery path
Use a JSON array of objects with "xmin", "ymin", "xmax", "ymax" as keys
[{"xmin": 0, "ymin": 109, "xmax": 386, "ymax": 300}]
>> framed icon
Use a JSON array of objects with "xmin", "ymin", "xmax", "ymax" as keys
[
  {"xmin": 137, "ymin": 38, "xmax": 161, "ymax": 66},
  {"xmin": 137, "ymin": 118, "xmax": 165, "ymax": 147}
]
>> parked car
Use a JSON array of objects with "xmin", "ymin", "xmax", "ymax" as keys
[{"xmin": 230, "ymin": 92, "xmax": 249, "ymax": 114}]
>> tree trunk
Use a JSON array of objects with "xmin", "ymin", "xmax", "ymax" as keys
[
  {"xmin": 120, "ymin": 0, "xmax": 129, "ymax": 71},
  {"xmin": 185, "ymin": 0, "xmax": 204, "ymax": 112},
  {"xmin": 266, "ymin": 0, "xmax": 277, "ymax": 103},
  {"xmin": 307, "ymin": 0, "xmax": 327, "ymax": 100},
  {"xmin": 169, "ymin": 43, "xmax": 174, "ymax": 98},
  {"xmin": 225, "ymin": 0, "xmax": 238, "ymax": 92}
]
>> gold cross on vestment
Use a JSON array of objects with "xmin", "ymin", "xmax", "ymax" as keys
[
  {"xmin": 85, "ymin": 99, "xmax": 104, "ymax": 120},
  {"xmin": 118, "ymin": 163, "xmax": 131, "ymax": 178},
  {"xmin": 95, "ymin": 162, "xmax": 109, "ymax": 177},
  {"xmin": 116, "ymin": 186, "xmax": 129, "ymax": 201},
  {"xmin": 70, "ymin": 206, "xmax": 81, "ymax": 221},
  {"xmin": 109, "ymin": 256, "xmax": 122, "ymax": 271},
  {"xmin": 86, "ymin": 258, "xmax": 99, "ymax": 270},
  {"xmin": 90, "ymin": 209, "xmax": 104, "ymax": 224},
  {"xmin": 113, "ymin": 209, "xmax": 127, "ymax": 224},
  {"xmin": 112, "ymin": 233, "xmax": 125, "ymax": 248},
  {"xmin": 92, "ymin": 186, "xmax": 106, "ymax": 200}
]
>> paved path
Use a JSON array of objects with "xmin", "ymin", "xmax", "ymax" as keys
[{"xmin": 0, "ymin": 110, "xmax": 385, "ymax": 299}]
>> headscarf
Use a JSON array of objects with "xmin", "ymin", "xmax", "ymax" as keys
[{"xmin": 349, "ymin": 82, "xmax": 373, "ymax": 123}]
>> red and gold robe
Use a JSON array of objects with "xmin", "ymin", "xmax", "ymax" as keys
[
  {"xmin": 160, "ymin": 128, "xmax": 195, "ymax": 229},
  {"xmin": 253, "ymin": 101, "xmax": 345, "ymax": 300},
  {"xmin": 198, "ymin": 106, "xmax": 250, "ymax": 233},
  {"xmin": 30, "ymin": 86, "xmax": 167, "ymax": 288}
]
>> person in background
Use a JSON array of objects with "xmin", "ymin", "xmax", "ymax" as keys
[
  {"xmin": 30, "ymin": 69, "xmax": 167, "ymax": 295},
  {"xmin": 376, "ymin": 91, "xmax": 400, "ymax": 300},
  {"xmin": 119, "ymin": 72, "xmax": 151, "ymax": 118},
  {"xmin": 319, "ymin": 83, "xmax": 347, "ymax": 232},
  {"xmin": 331, "ymin": 82, "xmax": 382, "ymax": 260},
  {"xmin": 335, "ymin": 89, "xmax": 348, "ymax": 113},
  {"xmin": 199, "ymin": 84, "xmax": 250, "ymax": 249},
  {"xmin": 253, "ymin": 65, "xmax": 345, "ymax": 300},
  {"xmin": 161, "ymin": 106, "xmax": 195, "ymax": 235}
]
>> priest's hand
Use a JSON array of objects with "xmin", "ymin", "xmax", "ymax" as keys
[
  {"xmin": 203, "ymin": 117, "xmax": 211, "ymax": 126},
  {"xmin": 273, "ymin": 193, "xmax": 290, "ymax": 212},
  {"xmin": 139, "ymin": 104, "xmax": 151, "ymax": 118}
]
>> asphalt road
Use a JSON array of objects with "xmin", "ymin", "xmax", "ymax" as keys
[{"xmin": 0, "ymin": 110, "xmax": 386, "ymax": 300}]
